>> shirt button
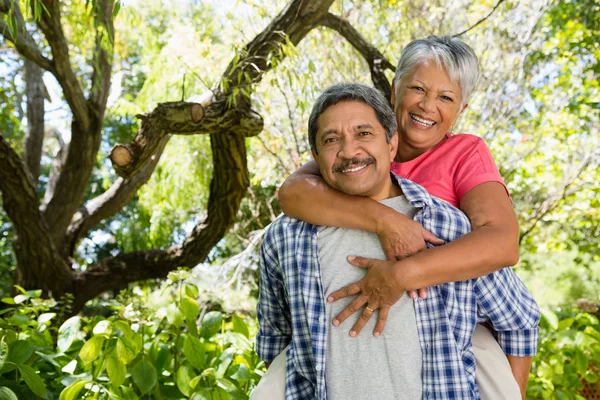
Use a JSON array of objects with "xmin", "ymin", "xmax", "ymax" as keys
[
  {"xmin": 315, "ymin": 272, "xmax": 320, "ymax": 278},
  {"xmin": 315, "ymin": 365, "xmax": 322, "ymax": 371},
  {"xmin": 319, "ymin": 316, "xmax": 325, "ymax": 323}
]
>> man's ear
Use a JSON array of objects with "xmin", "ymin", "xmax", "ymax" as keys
[
  {"xmin": 311, "ymin": 148, "xmax": 318, "ymax": 160},
  {"xmin": 388, "ymin": 132, "xmax": 399, "ymax": 160}
]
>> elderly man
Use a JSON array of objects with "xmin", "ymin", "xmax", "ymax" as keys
[{"xmin": 256, "ymin": 83, "xmax": 539, "ymax": 399}]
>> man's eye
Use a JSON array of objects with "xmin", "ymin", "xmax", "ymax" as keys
[
  {"xmin": 323, "ymin": 138, "xmax": 337, "ymax": 144},
  {"xmin": 358, "ymin": 131, "xmax": 372, "ymax": 136}
]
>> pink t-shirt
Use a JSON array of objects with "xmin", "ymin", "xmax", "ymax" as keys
[{"xmin": 390, "ymin": 133, "xmax": 508, "ymax": 208}]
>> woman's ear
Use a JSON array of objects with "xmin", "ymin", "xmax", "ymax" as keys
[{"xmin": 390, "ymin": 80, "xmax": 396, "ymax": 107}]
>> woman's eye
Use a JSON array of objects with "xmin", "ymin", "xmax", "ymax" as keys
[
  {"xmin": 441, "ymin": 95, "xmax": 454, "ymax": 102},
  {"xmin": 411, "ymin": 86, "xmax": 424, "ymax": 91}
]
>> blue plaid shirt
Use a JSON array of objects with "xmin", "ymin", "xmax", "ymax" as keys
[{"xmin": 257, "ymin": 175, "xmax": 540, "ymax": 399}]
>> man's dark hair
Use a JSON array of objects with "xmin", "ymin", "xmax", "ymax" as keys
[{"xmin": 308, "ymin": 83, "xmax": 397, "ymax": 154}]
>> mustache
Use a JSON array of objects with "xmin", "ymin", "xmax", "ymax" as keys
[{"xmin": 332, "ymin": 157, "xmax": 376, "ymax": 173}]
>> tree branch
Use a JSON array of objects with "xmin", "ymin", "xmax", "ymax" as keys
[
  {"xmin": 452, "ymin": 0, "xmax": 506, "ymax": 38},
  {"xmin": 88, "ymin": 0, "xmax": 115, "ymax": 117},
  {"xmin": 37, "ymin": 0, "xmax": 89, "ymax": 129},
  {"xmin": 0, "ymin": 133, "xmax": 74, "ymax": 294},
  {"xmin": 64, "ymin": 136, "xmax": 170, "ymax": 256},
  {"xmin": 0, "ymin": 1, "xmax": 54, "ymax": 71},
  {"xmin": 318, "ymin": 12, "xmax": 395, "ymax": 101},
  {"xmin": 78, "ymin": 0, "xmax": 338, "ymax": 310},
  {"xmin": 24, "ymin": 59, "xmax": 45, "ymax": 184}
]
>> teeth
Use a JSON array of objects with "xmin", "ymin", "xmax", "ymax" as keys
[
  {"xmin": 343, "ymin": 164, "xmax": 367, "ymax": 173},
  {"xmin": 410, "ymin": 113, "xmax": 435, "ymax": 127}
]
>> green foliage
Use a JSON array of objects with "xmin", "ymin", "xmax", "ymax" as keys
[
  {"xmin": 0, "ymin": 278, "xmax": 264, "ymax": 399},
  {"xmin": 528, "ymin": 308, "xmax": 600, "ymax": 399}
]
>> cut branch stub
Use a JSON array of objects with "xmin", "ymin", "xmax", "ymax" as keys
[{"xmin": 110, "ymin": 101, "xmax": 263, "ymax": 178}]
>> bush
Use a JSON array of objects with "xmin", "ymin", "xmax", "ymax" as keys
[
  {"xmin": 0, "ymin": 277, "xmax": 264, "ymax": 399},
  {"xmin": 528, "ymin": 306, "xmax": 600, "ymax": 399}
]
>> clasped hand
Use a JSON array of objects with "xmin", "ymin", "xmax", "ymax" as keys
[{"xmin": 327, "ymin": 211, "xmax": 444, "ymax": 337}]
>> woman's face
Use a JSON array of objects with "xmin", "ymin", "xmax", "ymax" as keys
[{"xmin": 392, "ymin": 61, "xmax": 467, "ymax": 161}]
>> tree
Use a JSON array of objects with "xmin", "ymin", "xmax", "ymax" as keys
[
  {"xmin": 0, "ymin": 0, "xmax": 597, "ymax": 314},
  {"xmin": 0, "ymin": 0, "xmax": 403, "ymax": 312}
]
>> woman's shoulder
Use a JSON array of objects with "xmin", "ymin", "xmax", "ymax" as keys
[{"xmin": 447, "ymin": 132, "xmax": 486, "ymax": 145}]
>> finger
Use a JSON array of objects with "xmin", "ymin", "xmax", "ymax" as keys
[
  {"xmin": 327, "ymin": 282, "xmax": 361, "ymax": 303},
  {"xmin": 349, "ymin": 304, "xmax": 377, "ymax": 337},
  {"xmin": 347, "ymin": 255, "xmax": 377, "ymax": 268},
  {"xmin": 418, "ymin": 287, "xmax": 429, "ymax": 299},
  {"xmin": 422, "ymin": 229, "xmax": 445, "ymax": 245},
  {"xmin": 373, "ymin": 306, "xmax": 390, "ymax": 337},
  {"xmin": 332, "ymin": 294, "xmax": 368, "ymax": 327},
  {"xmin": 408, "ymin": 290, "xmax": 418, "ymax": 300}
]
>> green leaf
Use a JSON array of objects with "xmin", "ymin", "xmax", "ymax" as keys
[
  {"xmin": 228, "ymin": 363, "xmax": 250, "ymax": 382},
  {"xmin": 0, "ymin": 386, "xmax": 18, "ymax": 400},
  {"xmin": 540, "ymin": 309, "xmax": 559, "ymax": 331},
  {"xmin": 190, "ymin": 389, "xmax": 211, "ymax": 400},
  {"xmin": 167, "ymin": 303, "xmax": 184, "ymax": 327},
  {"xmin": 93, "ymin": 320, "xmax": 112, "ymax": 336},
  {"xmin": 112, "ymin": 1, "xmax": 121, "ymax": 20},
  {"xmin": 18, "ymin": 363, "xmax": 47, "ymax": 397},
  {"xmin": 176, "ymin": 365, "xmax": 195, "ymax": 397},
  {"xmin": 37, "ymin": 312, "xmax": 56, "ymax": 326},
  {"xmin": 25, "ymin": 289, "xmax": 42, "ymax": 298},
  {"xmin": 79, "ymin": 335, "xmax": 105, "ymax": 365},
  {"xmin": 1, "ymin": 297, "xmax": 15, "ymax": 305},
  {"xmin": 185, "ymin": 283, "xmax": 199, "ymax": 299},
  {"xmin": 180, "ymin": 297, "xmax": 200, "ymax": 323},
  {"xmin": 183, "ymin": 334, "xmax": 205, "ymax": 370},
  {"xmin": 201, "ymin": 311, "xmax": 223, "ymax": 339},
  {"xmin": 573, "ymin": 348, "xmax": 588, "ymax": 374},
  {"xmin": 58, "ymin": 316, "xmax": 81, "ymax": 352},
  {"xmin": 131, "ymin": 357, "xmax": 157, "ymax": 395},
  {"xmin": 8, "ymin": 340, "xmax": 33, "ymax": 364},
  {"xmin": 232, "ymin": 315, "xmax": 249, "ymax": 338},
  {"xmin": 59, "ymin": 379, "xmax": 89, "ymax": 400},
  {"xmin": 585, "ymin": 372, "xmax": 598, "ymax": 383},
  {"xmin": 107, "ymin": 355, "xmax": 126, "ymax": 387},
  {"xmin": 0, "ymin": 338, "xmax": 7, "ymax": 371},
  {"xmin": 14, "ymin": 294, "xmax": 28, "ymax": 304},
  {"xmin": 116, "ymin": 338, "xmax": 135, "ymax": 364}
]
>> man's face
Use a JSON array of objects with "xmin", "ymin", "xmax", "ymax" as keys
[{"xmin": 312, "ymin": 100, "xmax": 398, "ymax": 200}]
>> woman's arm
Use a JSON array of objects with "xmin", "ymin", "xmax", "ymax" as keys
[
  {"xmin": 328, "ymin": 181, "xmax": 520, "ymax": 335},
  {"xmin": 278, "ymin": 160, "xmax": 443, "ymax": 259}
]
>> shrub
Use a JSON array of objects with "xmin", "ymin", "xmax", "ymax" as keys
[
  {"xmin": 0, "ymin": 276, "xmax": 264, "ymax": 399},
  {"xmin": 528, "ymin": 307, "xmax": 600, "ymax": 399}
]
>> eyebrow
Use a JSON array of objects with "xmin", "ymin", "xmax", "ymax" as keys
[
  {"xmin": 414, "ymin": 79, "xmax": 456, "ymax": 94},
  {"xmin": 355, "ymin": 123, "xmax": 375, "ymax": 130}
]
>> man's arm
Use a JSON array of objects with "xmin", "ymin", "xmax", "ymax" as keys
[{"xmin": 256, "ymin": 227, "xmax": 292, "ymax": 364}]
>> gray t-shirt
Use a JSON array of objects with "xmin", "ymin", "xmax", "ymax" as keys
[{"xmin": 318, "ymin": 195, "xmax": 423, "ymax": 400}]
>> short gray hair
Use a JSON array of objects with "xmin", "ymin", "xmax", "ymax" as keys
[
  {"xmin": 393, "ymin": 36, "xmax": 480, "ymax": 106},
  {"xmin": 308, "ymin": 83, "xmax": 397, "ymax": 153}
]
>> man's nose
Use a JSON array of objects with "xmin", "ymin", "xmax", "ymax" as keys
[{"xmin": 338, "ymin": 137, "xmax": 361, "ymax": 158}]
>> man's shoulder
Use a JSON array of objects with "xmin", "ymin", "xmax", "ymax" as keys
[{"xmin": 263, "ymin": 214, "xmax": 315, "ymax": 246}]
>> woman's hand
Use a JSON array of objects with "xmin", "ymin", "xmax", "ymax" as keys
[
  {"xmin": 327, "ymin": 255, "xmax": 416, "ymax": 337},
  {"xmin": 376, "ymin": 210, "xmax": 444, "ymax": 299}
]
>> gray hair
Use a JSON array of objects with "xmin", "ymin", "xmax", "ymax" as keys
[
  {"xmin": 308, "ymin": 83, "xmax": 397, "ymax": 153},
  {"xmin": 393, "ymin": 36, "xmax": 480, "ymax": 106}
]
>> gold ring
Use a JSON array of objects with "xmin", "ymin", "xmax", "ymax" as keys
[{"xmin": 365, "ymin": 306, "xmax": 374, "ymax": 313}]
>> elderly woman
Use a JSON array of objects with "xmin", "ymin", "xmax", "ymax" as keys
[{"xmin": 274, "ymin": 36, "xmax": 531, "ymax": 399}]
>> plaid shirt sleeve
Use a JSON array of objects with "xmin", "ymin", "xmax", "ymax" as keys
[
  {"xmin": 474, "ymin": 269, "xmax": 540, "ymax": 356},
  {"xmin": 256, "ymin": 223, "xmax": 292, "ymax": 363}
]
